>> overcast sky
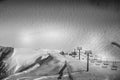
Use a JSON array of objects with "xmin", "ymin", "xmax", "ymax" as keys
[{"xmin": 0, "ymin": 0, "xmax": 120, "ymax": 60}]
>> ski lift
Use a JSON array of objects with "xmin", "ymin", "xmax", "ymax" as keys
[
  {"xmin": 103, "ymin": 61, "xmax": 109, "ymax": 65},
  {"xmin": 90, "ymin": 59, "xmax": 95, "ymax": 63},
  {"xmin": 97, "ymin": 59, "xmax": 102, "ymax": 63},
  {"xmin": 95, "ymin": 62, "xmax": 100, "ymax": 65},
  {"xmin": 95, "ymin": 59, "xmax": 102, "ymax": 65},
  {"xmin": 102, "ymin": 64, "xmax": 108, "ymax": 68},
  {"xmin": 89, "ymin": 54, "xmax": 93, "ymax": 57},
  {"xmin": 111, "ymin": 65, "xmax": 117, "ymax": 70},
  {"xmin": 111, "ymin": 61, "xmax": 118, "ymax": 70},
  {"xmin": 101, "ymin": 61, "xmax": 109, "ymax": 68}
]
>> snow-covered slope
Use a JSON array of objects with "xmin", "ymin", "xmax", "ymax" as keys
[
  {"xmin": 4, "ymin": 48, "xmax": 86, "ymax": 80},
  {"xmin": 0, "ymin": 46, "xmax": 14, "ymax": 79},
  {"xmin": 1, "ymin": 47, "xmax": 120, "ymax": 80}
]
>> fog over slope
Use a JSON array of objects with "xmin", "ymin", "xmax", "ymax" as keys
[{"xmin": 0, "ymin": 0, "xmax": 120, "ymax": 60}]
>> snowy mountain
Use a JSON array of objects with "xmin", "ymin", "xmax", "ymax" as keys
[
  {"xmin": 1, "ymin": 46, "xmax": 120, "ymax": 80},
  {"xmin": 0, "ymin": 46, "xmax": 86, "ymax": 80}
]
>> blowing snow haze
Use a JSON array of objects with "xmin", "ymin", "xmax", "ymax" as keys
[{"xmin": 0, "ymin": 0, "xmax": 120, "ymax": 60}]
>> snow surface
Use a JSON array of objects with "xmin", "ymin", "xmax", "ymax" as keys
[{"xmin": 4, "ymin": 48, "xmax": 120, "ymax": 80}]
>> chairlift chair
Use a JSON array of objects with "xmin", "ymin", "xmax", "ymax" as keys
[
  {"xmin": 97, "ymin": 59, "xmax": 102, "ymax": 63},
  {"xmin": 101, "ymin": 61, "xmax": 110, "ymax": 68},
  {"xmin": 95, "ymin": 59, "xmax": 102, "ymax": 65},
  {"xmin": 102, "ymin": 65, "xmax": 108, "ymax": 68},
  {"xmin": 103, "ymin": 61, "xmax": 109, "ymax": 65},
  {"xmin": 95, "ymin": 62, "xmax": 101, "ymax": 65},
  {"xmin": 90, "ymin": 59, "xmax": 95, "ymax": 63},
  {"xmin": 111, "ymin": 61, "xmax": 118, "ymax": 70},
  {"xmin": 111, "ymin": 65, "xmax": 117, "ymax": 70}
]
